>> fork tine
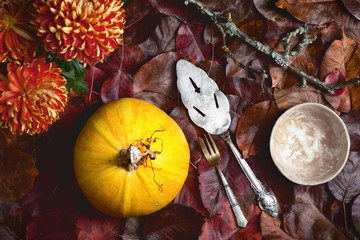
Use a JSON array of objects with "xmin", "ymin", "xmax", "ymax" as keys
[
  {"xmin": 204, "ymin": 133, "xmax": 218, "ymax": 155},
  {"xmin": 199, "ymin": 137, "xmax": 210, "ymax": 159}
]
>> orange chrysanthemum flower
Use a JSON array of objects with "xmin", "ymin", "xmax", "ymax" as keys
[
  {"xmin": 0, "ymin": 55, "xmax": 68, "ymax": 135},
  {"xmin": 0, "ymin": 0, "xmax": 37, "ymax": 63},
  {"xmin": 33, "ymin": 0, "xmax": 125, "ymax": 67}
]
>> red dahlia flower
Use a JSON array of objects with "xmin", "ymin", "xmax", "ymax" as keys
[
  {"xmin": 0, "ymin": 55, "xmax": 68, "ymax": 135},
  {"xmin": 0, "ymin": 0, "xmax": 37, "ymax": 63},
  {"xmin": 33, "ymin": 0, "xmax": 126, "ymax": 67}
]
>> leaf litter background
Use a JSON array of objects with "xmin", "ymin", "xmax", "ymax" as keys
[{"xmin": 3, "ymin": 0, "xmax": 360, "ymax": 239}]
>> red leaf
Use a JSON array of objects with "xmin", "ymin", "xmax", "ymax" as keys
[
  {"xmin": 274, "ymin": 85, "xmax": 328, "ymax": 112},
  {"xmin": 148, "ymin": 0, "xmax": 189, "ymax": 16},
  {"xmin": 170, "ymin": 106, "xmax": 209, "ymax": 216},
  {"xmin": 224, "ymin": 78, "xmax": 273, "ymax": 112},
  {"xmin": 26, "ymin": 212, "xmax": 78, "ymax": 240},
  {"xmin": 352, "ymin": 195, "xmax": 360, "ymax": 234},
  {"xmin": 253, "ymin": 0, "xmax": 291, "ymax": 21},
  {"xmin": 342, "ymin": 0, "xmax": 360, "ymax": 20},
  {"xmin": 197, "ymin": 136, "xmax": 252, "ymax": 217},
  {"xmin": 200, "ymin": 205, "xmax": 262, "ymax": 240},
  {"xmin": 328, "ymin": 152, "xmax": 360, "ymax": 203},
  {"xmin": 341, "ymin": 110, "xmax": 360, "ymax": 151},
  {"xmin": 101, "ymin": 70, "xmax": 134, "ymax": 103},
  {"xmin": 199, "ymin": 0, "xmax": 252, "ymax": 23},
  {"xmin": 260, "ymin": 212, "xmax": 295, "ymax": 240},
  {"xmin": 123, "ymin": 0, "xmax": 154, "ymax": 28},
  {"xmin": 140, "ymin": 16, "xmax": 182, "ymax": 57},
  {"xmin": 324, "ymin": 71, "xmax": 347, "ymax": 94},
  {"xmin": 270, "ymin": 31, "xmax": 323, "ymax": 89},
  {"xmin": 320, "ymin": 40, "xmax": 346, "ymax": 80},
  {"xmin": 0, "ymin": 200, "xmax": 29, "ymax": 240},
  {"xmin": 225, "ymin": 41, "xmax": 258, "ymax": 79},
  {"xmin": 283, "ymin": 191, "xmax": 348, "ymax": 239},
  {"xmin": 21, "ymin": 171, "xmax": 84, "ymax": 218},
  {"xmin": 324, "ymin": 71, "xmax": 350, "ymax": 112},
  {"xmin": 98, "ymin": 46, "xmax": 147, "ymax": 74},
  {"xmin": 143, "ymin": 204, "xmax": 204, "ymax": 240},
  {"xmin": 275, "ymin": 0, "xmax": 360, "ymax": 41},
  {"xmin": 76, "ymin": 210, "xmax": 125, "ymax": 240},
  {"xmin": 124, "ymin": 11, "xmax": 161, "ymax": 45},
  {"xmin": 133, "ymin": 52, "xmax": 178, "ymax": 112},
  {"xmin": 235, "ymin": 100, "xmax": 279, "ymax": 159},
  {"xmin": 176, "ymin": 23, "xmax": 212, "ymax": 63}
]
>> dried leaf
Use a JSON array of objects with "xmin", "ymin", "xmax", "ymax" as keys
[
  {"xmin": 200, "ymin": 205, "xmax": 262, "ymax": 240},
  {"xmin": 260, "ymin": 211, "xmax": 295, "ymax": 240},
  {"xmin": 341, "ymin": 110, "xmax": 360, "ymax": 151},
  {"xmin": 0, "ymin": 129, "xmax": 38, "ymax": 201},
  {"xmin": 352, "ymin": 195, "xmax": 360, "ymax": 234},
  {"xmin": 26, "ymin": 212, "xmax": 78, "ymax": 240},
  {"xmin": 101, "ymin": 70, "xmax": 134, "ymax": 103},
  {"xmin": 342, "ymin": 0, "xmax": 360, "ymax": 20},
  {"xmin": 236, "ymin": 100, "xmax": 280, "ymax": 158},
  {"xmin": 225, "ymin": 41, "xmax": 258, "ymax": 79},
  {"xmin": 133, "ymin": 52, "xmax": 178, "ymax": 112},
  {"xmin": 264, "ymin": 20, "xmax": 303, "ymax": 49},
  {"xmin": 123, "ymin": 0, "xmax": 154, "ymax": 27},
  {"xmin": 148, "ymin": 0, "xmax": 190, "ymax": 16},
  {"xmin": 170, "ymin": 106, "xmax": 209, "ymax": 216},
  {"xmin": 269, "ymin": 31, "xmax": 323, "ymax": 89},
  {"xmin": 341, "ymin": 35, "xmax": 360, "ymax": 111},
  {"xmin": 76, "ymin": 210, "xmax": 125, "ymax": 240},
  {"xmin": 0, "ymin": 200, "xmax": 29, "ymax": 240},
  {"xmin": 275, "ymin": 0, "xmax": 360, "ymax": 40},
  {"xmin": 21, "ymin": 171, "xmax": 84, "ymax": 218},
  {"xmin": 320, "ymin": 40, "xmax": 347, "ymax": 80},
  {"xmin": 283, "ymin": 191, "xmax": 348, "ymax": 239},
  {"xmin": 323, "ymin": 72, "xmax": 350, "ymax": 112},
  {"xmin": 253, "ymin": 0, "xmax": 291, "ymax": 21},
  {"xmin": 176, "ymin": 23, "xmax": 212, "ymax": 63},
  {"xmin": 296, "ymin": 185, "xmax": 347, "ymax": 232},
  {"xmin": 328, "ymin": 152, "xmax": 360, "ymax": 203},
  {"xmin": 122, "ymin": 217, "xmax": 142, "ymax": 240},
  {"xmin": 97, "ymin": 46, "xmax": 147, "ymax": 74},
  {"xmin": 199, "ymin": 0, "xmax": 252, "ymax": 23},
  {"xmin": 274, "ymin": 85, "xmax": 327, "ymax": 112},
  {"xmin": 124, "ymin": 11, "xmax": 161, "ymax": 45},
  {"xmin": 140, "ymin": 16, "xmax": 182, "ymax": 57},
  {"xmin": 198, "ymin": 136, "xmax": 250, "ymax": 218},
  {"xmin": 143, "ymin": 204, "xmax": 204, "ymax": 240}
]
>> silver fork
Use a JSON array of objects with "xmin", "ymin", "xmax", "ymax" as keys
[{"xmin": 199, "ymin": 134, "xmax": 248, "ymax": 228}]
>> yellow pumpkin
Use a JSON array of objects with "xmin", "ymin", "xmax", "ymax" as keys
[{"xmin": 74, "ymin": 98, "xmax": 190, "ymax": 217}]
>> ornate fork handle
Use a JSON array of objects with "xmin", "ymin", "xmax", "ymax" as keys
[
  {"xmin": 221, "ymin": 132, "xmax": 278, "ymax": 217},
  {"xmin": 216, "ymin": 166, "xmax": 248, "ymax": 227}
]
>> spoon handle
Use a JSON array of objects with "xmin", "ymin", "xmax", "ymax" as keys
[{"xmin": 221, "ymin": 131, "xmax": 279, "ymax": 217}]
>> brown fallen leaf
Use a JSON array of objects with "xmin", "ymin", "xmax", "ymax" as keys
[
  {"xmin": 236, "ymin": 100, "xmax": 280, "ymax": 159},
  {"xmin": 260, "ymin": 211, "xmax": 295, "ymax": 240},
  {"xmin": 0, "ymin": 128, "xmax": 38, "ymax": 201},
  {"xmin": 274, "ymin": 85, "xmax": 328, "ymax": 112}
]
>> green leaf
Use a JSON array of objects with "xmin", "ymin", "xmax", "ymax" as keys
[
  {"xmin": 59, "ymin": 58, "xmax": 88, "ymax": 94},
  {"xmin": 37, "ymin": 48, "xmax": 88, "ymax": 94}
]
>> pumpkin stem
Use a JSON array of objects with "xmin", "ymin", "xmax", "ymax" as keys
[{"xmin": 117, "ymin": 144, "xmax": 156, "ymax": 171}]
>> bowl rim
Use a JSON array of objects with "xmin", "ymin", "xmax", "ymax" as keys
[{"xmin": 269, "ymin": 102, "xmax": 351, "ymax": 185}]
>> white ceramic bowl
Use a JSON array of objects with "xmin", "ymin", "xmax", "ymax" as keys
[{"xmin": 270, "ymin": 103, "xmax": 350, "ymax": 185}]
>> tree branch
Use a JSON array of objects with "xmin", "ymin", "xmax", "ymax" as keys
[{"xmin": 184, "ymin": 0, "xmax": 360, "ymax": 95}]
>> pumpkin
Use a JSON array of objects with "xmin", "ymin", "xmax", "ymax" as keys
[{"xmin": 74, "ymin": 98, "xmax": 190, "ymax": 217}]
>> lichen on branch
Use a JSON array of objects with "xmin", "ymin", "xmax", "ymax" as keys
[{"xmin": 184, "ymin": 0, "xmax": 360, "ymax": 95}]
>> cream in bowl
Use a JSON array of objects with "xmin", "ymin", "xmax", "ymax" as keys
[{"xmin": 269, "ymin": 103, "xmax": 350, "ymax": 185}]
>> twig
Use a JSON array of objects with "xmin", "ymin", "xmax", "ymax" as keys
[{"xmin": 184, "ymin": 0, "xmax": 360, "ymax": 94}]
